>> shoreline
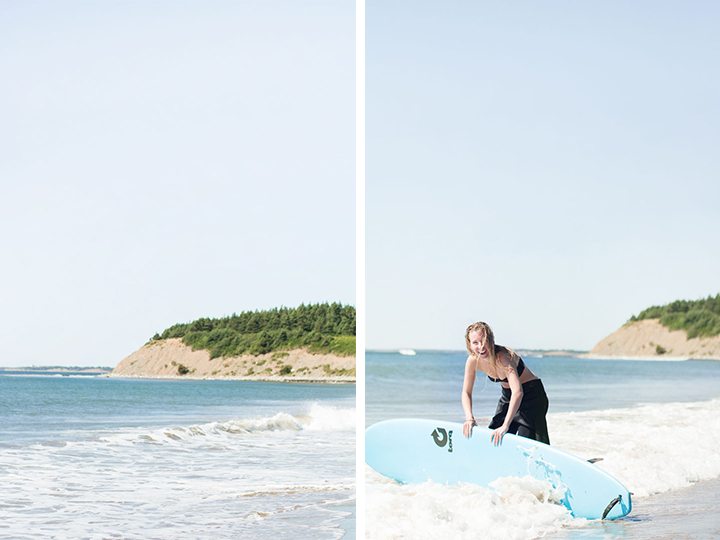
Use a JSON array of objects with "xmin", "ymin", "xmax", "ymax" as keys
[
  {"xmin": 581, "ymin": 353, "xmax": 720, "ymax": 361},
  {"xmin": 106, "ymin": 373, "xmax": 355, "ymax": 384},
  {"xmin": 560, "ymin": 476, "xmax": 720, "ymax": 538}
]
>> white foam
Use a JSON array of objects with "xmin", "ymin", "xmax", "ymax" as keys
[
  {"xmin": 547, "ymin": 398, "xmax": 720, "ymax": 496},
  {"xmin": 366, "ymin": 468, "xmax": 576, "ymax": 540},
  {"xmin": 366, "ymin": 398, "xmax": 720, "ymax": 539}
]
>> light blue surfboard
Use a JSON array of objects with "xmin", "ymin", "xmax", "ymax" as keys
[{"xmin": 366, "ymin": 418, "xmax": 632, "ymax": 520}]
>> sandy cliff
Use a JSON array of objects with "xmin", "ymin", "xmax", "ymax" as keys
[
  {"xmin": 111, "ymin": 338, "xmax": 355, "ymax": 382},
  {"xmin": 589, "ymin": 319, "xmax": 720, "ymax": 359}
]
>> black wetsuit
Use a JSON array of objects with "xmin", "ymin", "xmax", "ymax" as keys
[{"xmin": 487, "ymin": 358, "xmax": 551, "ymax": 445}]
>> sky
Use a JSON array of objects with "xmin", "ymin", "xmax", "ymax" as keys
[
  {"xmin": 0, "ymin": 1, "xmax": 355, "ymax": 366},
  {"xmin": 367, "ymin": 1, "xmax": 720, "ymax": 351}
]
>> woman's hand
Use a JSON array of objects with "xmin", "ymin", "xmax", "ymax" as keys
[
  {"xmin": 491, "ymin": 425, "xmax": 509, "ymax": 446},
  {"xmin": 463, "ymin": 418, "xmax": 476, "ymax": 438}
]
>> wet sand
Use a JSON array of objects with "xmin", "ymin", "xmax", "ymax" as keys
[{"xmin": 559, "ymin": 477, "xmax": 720, "ymax": 539}]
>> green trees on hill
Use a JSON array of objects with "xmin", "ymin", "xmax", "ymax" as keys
[
  {"xmin": 629, "ymin": 294, "xmax": 720, "ymax": 338},
  {"xmin": 153, "ymin": 303, "xmax": 356, "ymax": 358}
]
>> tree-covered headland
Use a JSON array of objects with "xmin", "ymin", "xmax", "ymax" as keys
[
  {"xmin": 151, "ymin": 303, "xmax": 356, "ymax": 358},
  {"xmin": 629, "ymin": 294, "xmax": 720, "ymax": 338}
]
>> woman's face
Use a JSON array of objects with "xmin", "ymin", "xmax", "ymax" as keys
[{"xmin": 468, "ymin": 330, "xmax": 489, "ymax": 358}]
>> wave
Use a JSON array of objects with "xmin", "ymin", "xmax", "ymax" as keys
[
  {"xmin": 366, "ymin": 398, "xmax": 720, "ymax": 539},
  {"xmin": 71, "ymin": 403, "xmax": 357, "ymax": 447},
  {"xmin": 1, "ymin": 402, "xmax": 354, "ymax": 539}
]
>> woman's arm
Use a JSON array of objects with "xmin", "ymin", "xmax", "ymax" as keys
[
  {"xmin": 461, "ymin": 356, "xmax": 477, "ymax": 437},
  {"xmin": 491, "ymin": 353, "xmax": 524, "ymax": 446}
]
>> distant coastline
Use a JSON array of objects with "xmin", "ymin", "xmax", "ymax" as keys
[
  {"xmin": 111, "ymin": 338, "xmax": 355, "ymax": 383},
  {"xmin": 368, "ymin": 342, "xmax": 720, "ymax": 361},
  {"xmin": 109, "ymin": 304, "xmax": 357, "ymax": 383},
  {"xmin": 367, "ymin": 349, "xmax": 587, "ymax": 357},
  {"xmin": 0, "ymin": 366, "xmax": 112, "ymax": 374}
]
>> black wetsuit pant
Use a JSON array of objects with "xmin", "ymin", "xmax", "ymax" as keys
[{"xmin": 488, "ymin": 379, "xmax": 550, "ymax": 445}]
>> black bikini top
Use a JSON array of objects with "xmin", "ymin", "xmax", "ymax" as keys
[{"xmin": 487, "ymin": 357, "xmax": 525, "ymax": 383}]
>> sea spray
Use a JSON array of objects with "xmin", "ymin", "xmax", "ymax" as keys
[{"xmin": 305, "ymin": 403, "xmax": 356, "ymax": 432}]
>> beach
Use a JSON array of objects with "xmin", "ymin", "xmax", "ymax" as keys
[
  {"xmin": 590, "ymin": 319, "xmax": 720, "ymax": 360},
  {"xmin": 0, "ymin": 370, "xmax": 355, "ymax": 539},
  {"xmin": 366, "ymin": 351, "xmax": 720, "ymax": 539},
  {"xmin": 111, "ymin": 338, "xmax": 356, "ymax": 383}
]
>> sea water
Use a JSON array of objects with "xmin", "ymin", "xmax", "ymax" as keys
[
  {"xmin": 0, "ymin": 372, "xmax": 355, "ymax": 539},
  {"xmin": 366, "ymin": 351, "xmax": 720, "ymax": 539}
]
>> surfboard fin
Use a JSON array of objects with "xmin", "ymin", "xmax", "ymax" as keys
[
  {"xmin": 587, "ymin": 457, "xmax": 603, "ymax": 463},
  {"xmin": 601, "ymin": 495, "xmax": 622, "ymax": 519}
]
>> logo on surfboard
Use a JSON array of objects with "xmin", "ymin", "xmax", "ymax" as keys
[{"xmin": 431, "ymin": 427, "xmax": 453, "ymax": 453}]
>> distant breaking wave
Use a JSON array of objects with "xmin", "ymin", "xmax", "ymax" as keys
[
  {"xmin": 31, "ymin": 404, "xmax": 355, "ymax": 449},
  {"xmin": 120, "ymin": 404, "xmax": 353, "ymax": 445}
]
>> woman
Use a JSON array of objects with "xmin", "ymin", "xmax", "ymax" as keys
[{"xmin": 461, "ymin": 321, "xmax": 550, "ymax": 446}]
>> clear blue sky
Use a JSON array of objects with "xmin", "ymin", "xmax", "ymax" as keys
[
  {"xmin": 0, "ymin": 1, "xmax": 355, "ymax": 366},
  {"xmin": 367, "ymin": 1, "xmax": 720, "ymax": 351}
]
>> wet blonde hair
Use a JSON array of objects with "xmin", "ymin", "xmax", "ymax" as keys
[{"xmin": 465, "ymin": 321, "xmax": 518, "ymax": 378}]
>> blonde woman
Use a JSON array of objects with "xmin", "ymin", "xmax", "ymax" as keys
[{"xmin": 462, "ymin": 322, "xmax": 550, "ymax": 446}]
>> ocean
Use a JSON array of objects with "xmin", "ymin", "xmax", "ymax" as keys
[
  {"xmin": 366, "ymin": 351, "xmax": 720, "ymax": 539},
  {"xmin": 0, "ymin": 372, "xmax": 355, "ymax": 539}
]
